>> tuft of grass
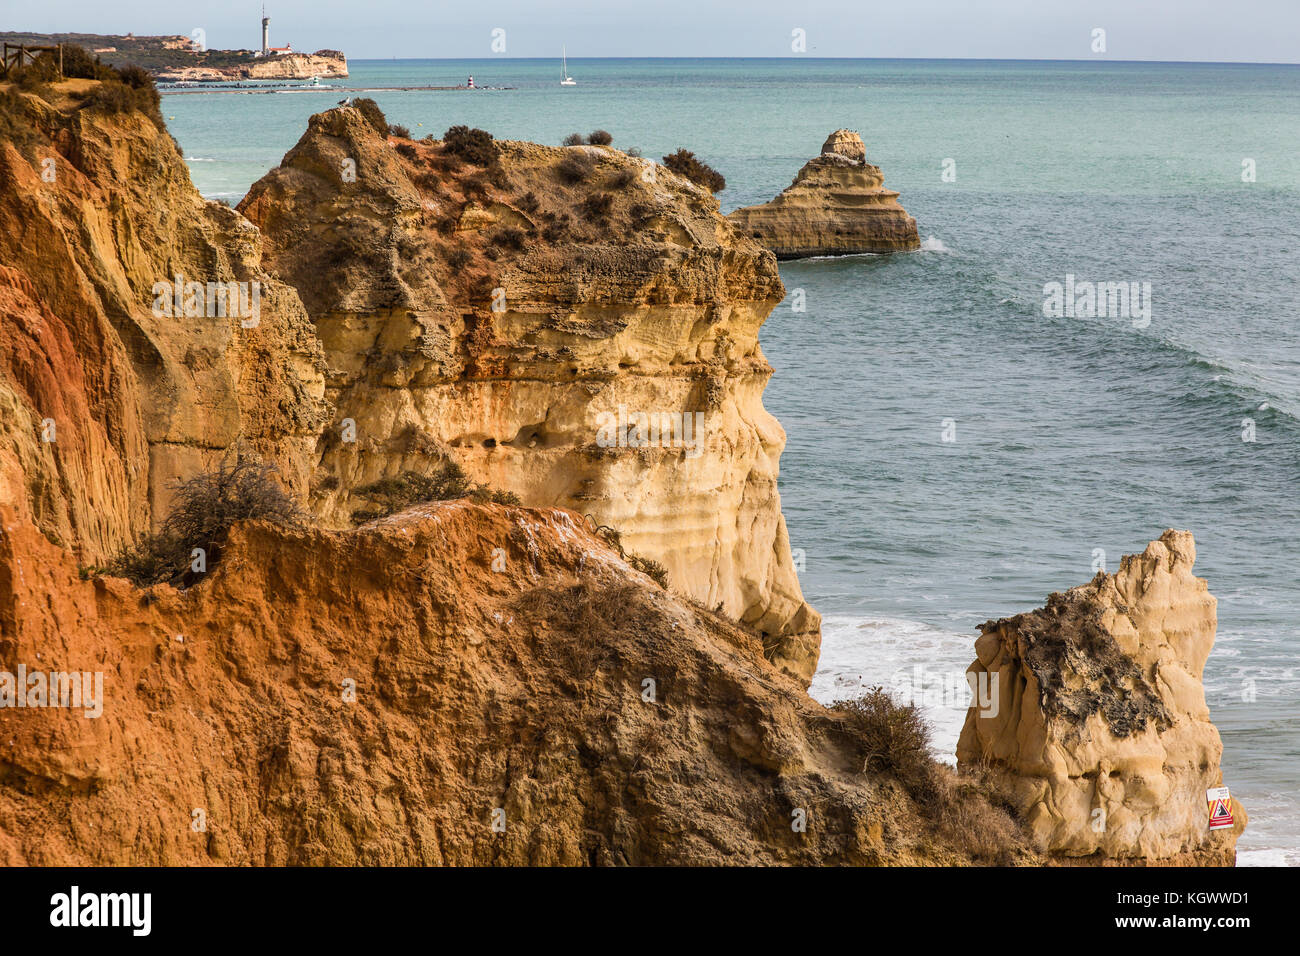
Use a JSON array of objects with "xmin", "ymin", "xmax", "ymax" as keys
[{"xmin": 94, "ymin": 454, "xmax": 303, "ymax": 587}]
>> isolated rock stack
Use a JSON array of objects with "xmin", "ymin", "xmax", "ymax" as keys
[
  {"xmin": 957, "ymin": 531, "xmax": 1247, "ymax": 865},
  {"xmin": 728, "ymin": 130, "xmax": 920, "ymax": 258}
]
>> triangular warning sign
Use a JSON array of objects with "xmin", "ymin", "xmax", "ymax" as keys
[{"xmin": 1207, "ymin": 787, "xmax": 1234, "ymax": 830}]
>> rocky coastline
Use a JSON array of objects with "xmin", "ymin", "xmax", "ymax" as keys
[{"xmin": 0, "ymin": 74, "xmax": 1241, "ymax": 865}]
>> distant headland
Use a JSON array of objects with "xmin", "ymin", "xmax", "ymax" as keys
[{"xmin": 1, "ymin": 16, "xmax": 347, "ymax": 82}]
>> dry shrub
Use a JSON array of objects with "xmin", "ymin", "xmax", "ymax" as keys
[
  {"xmin": 927, "ymin": 766, "xmax": 1034, "ymax": 864},
  {"xmin": 833, "ymin": 688, "xmax": 934, "ymax": 793},
  {"xmin": 512, "ymin": 580, "xmax": 658, "ymax": 685},
  {"xmin": 556, "ymin": 153, "xmax": 596, "ymax": 185},
  {"xmin": 442, "ymin": 125, "xmax": 497, "ymax": 166},
  {"xmin": 580, "ymin": 191, "xmax": 614, "ymax": 222},
  {"xmin": 98, "ymin": 454, "xmax": 303, "ymax": 587},
  {"xmin": 662, "ymin": 148, "xmax": 726, "ymax": 192},
  {"xmin": 445, "ymin": 243, "xmax": 472, "ymax": 269},
  {"xmin": 833, "ymin": 688, "xmax": 1034, "ymax": 864},
  {"xmin": 489, "ymin": 226, "xmax": 526, "ymax": 251},
  {"xmin": 72, "ymin": 62, "xmax": 165, "ymax": 130},
  {"xmin": 562, "ymin": 132, "xmax": 584, "ymax": 146},
  {"xmin": 587, "ymin": 129, "xmax": 613, "ymax": 145},
  {"xmin": 584, "ymin": 517, "xmax": 669, "ymax": 588},
  {"xmin": 350, "ymin": 460, "xmax": 519, "ymax": 525}
]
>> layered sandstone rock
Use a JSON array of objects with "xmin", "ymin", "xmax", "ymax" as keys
[
  {"xmin": 0, "ymin": 82, "xmax": 328, "ymax": 565},
  {"xmin": 159, "ymin": 51, "xmax": 350, "ymax": 83},
  {"xmin": 0, "ymin": 504, "xmax": 1029, "ymax": 865},
  {"xmin": 728, "ymin": 130, "xmax": 919, "ymax": 258},
  {"xmin": 957, "ymin": 531, "xmax": 1246, "ymax": 865},
  {"xmin": 238, "ymin": 108, "xmax": 820, "ymax": 681}
]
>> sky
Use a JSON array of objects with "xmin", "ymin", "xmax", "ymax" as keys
[{"xmin": 6, "ymin": 0, "xmax": 1299, "ymax": 63}]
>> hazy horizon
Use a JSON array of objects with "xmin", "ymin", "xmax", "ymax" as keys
[{"xmin": 11, "ymin": 1, "xmax": 1300, "ymax": 64}]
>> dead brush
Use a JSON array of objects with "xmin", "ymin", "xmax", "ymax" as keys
[
  {"xmin": 582, "ymin": 515, "xmax": 668, "ymax": 588},
  {"xmin": 94, "ymin": 454, "xmax": 303, "ymax": 587}
]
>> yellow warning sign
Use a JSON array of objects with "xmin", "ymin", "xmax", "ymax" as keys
[{"xmin": 1206, "ymin": 786, "xmax": 1234, "ymax": 831}]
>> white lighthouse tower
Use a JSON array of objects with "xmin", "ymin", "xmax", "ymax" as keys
[{"xmin": 261, "ymin": 7, "xmax": 270, "ymax": 55}]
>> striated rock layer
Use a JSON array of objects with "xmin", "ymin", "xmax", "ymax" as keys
[
  {"xmin": 0, "ymin": 504, "xmax": 1028, "ymax": 866},
  {"xmin": 0, "ymin": 82, "xmax": 327, "ymax": 566},
  {"xmin": 238, "ymin": 107, "xmax": 820, "ymax": 681},
  {"xmin": 728, "ymin": 130, "xmax": 919, "ymax": 258},
  {"xmin": 156, "ymin": 52, "xmax": 349, "ymax": 83},
  {"xmin": 957, "ymin": 531, "xmax": 1246, "ymax": 865}
]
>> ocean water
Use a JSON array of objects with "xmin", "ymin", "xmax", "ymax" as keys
[{"xmin": 165, "ymin": 58, "xmax": 1300, "ymax": 865}]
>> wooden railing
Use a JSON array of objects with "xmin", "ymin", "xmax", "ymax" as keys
[{"xmin": 0, "ymin": 43, "xmax": 63, "ymax": 79}]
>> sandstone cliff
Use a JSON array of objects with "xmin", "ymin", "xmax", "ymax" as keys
[
  {"xmin": 0, "ymin": 501, "xmax": 1036, "ymax": 865},
  {"xmin": 0, "ymin": 80, "xmax": 1241, "ymax": 869},
  {"xmin": 0, "ymin": 81, "xmax": 327, "ymax": 566},
  {"xmin": 156, "ymin": 53, "xmax": 349, "ymax": 83},
  {"xmin": 957, "ymin": 531, "xmax": 1246, "ymax": 865},
  {"xmin": 728, "ymin": 130, "xmax": 919, "ymax": 258},
  {"xmin": 237, "ymin": 108, "xmax": 820, "ymax": 682}
]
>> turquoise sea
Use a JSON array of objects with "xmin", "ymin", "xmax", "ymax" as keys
[{"xmin": 165, "ymin": 58, "xmax": 1300, "ymax": 865}]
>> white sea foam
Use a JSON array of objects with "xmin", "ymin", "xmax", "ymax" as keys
[{"xmin": 919, "ymin": 235, "xmax": 950, "ymax": 252}]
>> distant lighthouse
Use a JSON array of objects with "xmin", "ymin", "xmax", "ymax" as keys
[{"xmin": 261, "ymin": 7, "xmax": 270, "ymax": 55}]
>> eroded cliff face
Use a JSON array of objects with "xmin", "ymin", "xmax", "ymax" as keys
[
  {"xmin": 238, "ymin": 107, "xmax": 820, "ymax": 682},
  {"xmin": 0, "ymin": 82, "xmax": 327, "ymax": 565},
  {"xmin": 728, "ymin": 130, "xmax": 920, "ymax": 258},
  {"xmin": 0, "ymin": 83, "xmax": 1241, "ymax": 869},
  {"xmin": 957, "ymin": 531, "xmax": 1246, "ymax": 865},
  {"xmin": 156, "ymin": 53, "xmax": 350, "ymax": 83},
  {"xmin": 0, "ymin": 503, "xmax": 1029, "ymax": 865}
]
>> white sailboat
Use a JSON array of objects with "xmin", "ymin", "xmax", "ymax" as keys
[{"xmin": 560, "ymin": 47, "xmax": 576, "ymax": 86}]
